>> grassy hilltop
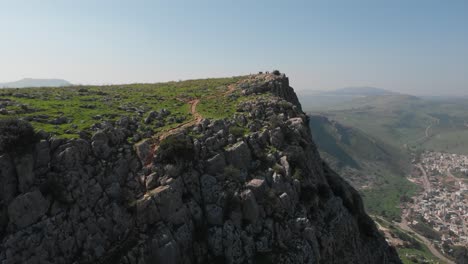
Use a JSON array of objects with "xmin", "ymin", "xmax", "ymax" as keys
[{"xmin": 0, "ymin": 77, "xmax": 245, "ymax": 139}]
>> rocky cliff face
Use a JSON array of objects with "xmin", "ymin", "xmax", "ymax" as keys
[{"xmin": 0, "ymin": 73, "xmax": 401, "ymax": 263}]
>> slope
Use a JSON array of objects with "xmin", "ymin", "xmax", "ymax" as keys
[
  {"xmin": 313, "ymin": 94, "xmax": 468, "ymax": 154},
  {"xmin": 308, "ymin": 115, "xmax": 417, "ymax": 221}
]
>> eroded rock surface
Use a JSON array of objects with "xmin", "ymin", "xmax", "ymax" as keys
[{"xmin": 0, "ymin": 73, "xmax": 401, "ymax": 264}]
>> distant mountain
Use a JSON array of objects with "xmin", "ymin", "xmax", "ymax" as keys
[
  {"xmin": 327, "ymin": 94, "xmax": 421, "ymax": 111},
  {"xmin": 310, "ymin": 94, "xmax": 468, "ymax": 152},
  {"xmin": 299, "ymin": 87, "xmax": 399, "ymax": 111},
  {"xmin": 321, "ymin": 86, "xmax": 398, "ymax": 96},
  {"xmin": 0, "ymin": 78, "xmax": 71, "ymax": 88}
]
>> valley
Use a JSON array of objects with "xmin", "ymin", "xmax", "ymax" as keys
[{"xmin": 305, "ymin": 91, "xmax": 468, "ymax": 263}]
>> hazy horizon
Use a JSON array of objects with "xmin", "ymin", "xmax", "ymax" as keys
[{"xmin": 1, "ymin": 0, "xmax": 467, "ymax": 96}]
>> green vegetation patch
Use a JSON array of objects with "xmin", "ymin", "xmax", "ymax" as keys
[
  {"xmin": 362, "ymin": 174, "xmax": 418, "ymax": 221},
  {"xmin": 0, "ymin": 77, "xmax": 242, "ymax": 138}
]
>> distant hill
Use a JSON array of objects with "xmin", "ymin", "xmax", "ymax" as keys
[
  {"xmin": 0, "ymin": 78, "xmax": 71, "ymax": 88},
  {"xmin": 310, "ymin": 94, "xmax": 468, "ymax": 154},
  {"xmin": 321, "ymin": 86, "xmax": 398, "ymax": 96},
  {"xmin": 299, "ymin": 87, "xmax": 399, "ymax": 111},
  {"xmin": 326, "ymin": 94, "xmax": 421, "ymax": 111}
]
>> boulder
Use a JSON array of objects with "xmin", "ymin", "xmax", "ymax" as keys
[
  {"xmin": 280, "ymin": 156, "xmax": 291, "ymax": 178},
  {"xmin": 269, "ymin": 127, "xmax": 284, "ymax": 148},
  {"xmin": 8, "ymin": 190, "xmax": 50, "ymax": 228},
  {"xmin": 201, "ymin": 174, "xmax": 218, "ymax": 204},
  {"xmin": 241, "ymin": 190, "xmax": 259, "ymax": 223},
  {"xmin": 49, "ymin": 116, "xmax": 68, "ymax": 125},
  {"xmin": 146, "ymin": 172, "xmax": 159, "ymax": 190},
  {"xmin": 34, "ymin": 140, "xmax": 50, "ymax": 169},
  {"xmin": 246, "ymin": 178, "xmax": 267, "ymax": 200},
  {"xmin": 0, "ymin": 155, "xmax": 17, "ymax": 203},
  {"xmin": 205, "ymin": 204, "xmax": 223, "ymax": 226},
  {"xmin": 145, "ymin": 111, "xmax": 158, "ymax": 124},
  {"xmin": 149, "ymin": 184, "xmax": 183, "ymax": 221},
  {"xmin": 155, "ymin": 241, "xmax": 179, "ymax": 264},
  {"xmin": 14, "ymin": 153, "xmax": 35, "ymax": 193},
  {"xmin": 225, "ymin": 141, "xmax": 251, "ymax": 170},
  {"xmin": 135, "ymin": 139, "xmax": 152, "ymax": 163},
  {"xmin": 206, "ymin": 153, "xmax": 226, "ymax": 175},
  {"xmin": 91, "ymin": 141, "xmax": 111, "ymax": 160}
]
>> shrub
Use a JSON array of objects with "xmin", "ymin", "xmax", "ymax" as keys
[
  {"xmin": 412, "ymin": 222, "xmax": 441, "ymax": 240},
  {"xmin": 292, "ymin": 168, "xmax": 303, "ymax": 181},
  {"xmin": 272, "ymin": 164, "xmax": 283, "ymax": 174},
  {"xmin": 272, "ymin": 70, "xmax": 281, "ymax": 76},
  {"xmin": 229, "ymin": 125, "xmax": 246, "ymax": 138},
  {"xmin": 0, "ymin": 118, "xmax": 37, "ymax": 153},
  {"xmin": 268, "ymin": 116, "xmax": 283, "ymax": 129},
  {"xmin": 158, "ymin": 134, "xmax": 194, "ymax": 162}
]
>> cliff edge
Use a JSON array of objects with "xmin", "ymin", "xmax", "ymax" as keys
[{"xmin": 0, "ymin": 72, "xmax": 401, "ymax": 263}]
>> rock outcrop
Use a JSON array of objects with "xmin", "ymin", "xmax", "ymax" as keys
[{"xmin": 0, "ymin": 73, "xmax": 401, "ymax": 263}]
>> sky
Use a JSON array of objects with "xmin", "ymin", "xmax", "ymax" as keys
[{"xmin": 0, "ymin": 0, "xmax": 467, "ymax": 96}]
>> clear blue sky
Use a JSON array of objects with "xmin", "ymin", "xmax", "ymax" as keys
[{"xmin": 1, "ymin": 0, "xmax": 467, "ymax": 95}]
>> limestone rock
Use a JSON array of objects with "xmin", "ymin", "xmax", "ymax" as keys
[
  {"xmin": 8, "ymin": 190, "xmax": 50, "ymax": 229},
  {"xmin": 225, "ymin": 141, "xmax": 251, "ymax": 170},
  {"xmin": 0, "ymin": 72, "xmax": 401, "ymax": 264},
  {"xmin": 206, "ymin": 153, "xmax": 226, "ymax": 175},
  {"xmin": 135, "ymin": 139, "xmax": 151, "ymax": 163},
  {"xmin": 14, "ymin": 153, "xmax": 35, "ymax": 193},
  {"xmin": 240, "ymin": 190, "xmax": 259, "ymax": 223},
  {"xmin": 0, "ymin": 154, "xmax": 17, "ymax": 204}
]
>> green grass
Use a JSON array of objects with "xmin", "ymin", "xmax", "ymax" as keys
[
  {"xmin": 361, "ymin": 170, "xmax": 419, "ymax": 221},
  {"xmin": 424, "ymin": 129, "xmax": 468, "ymax": 154},
  {"xmin": 314, "ymin": 95, "xmax": 468, "ymax": 152},
  {"xmin": 398, "ymin": 247, "xmax": 441, "ymax": 264},
  {"xmin": 0, "ymin": 77, "xmax": 242, "ymax": 138},
  {"xmin": 373, "ymin": 217, "xmax": 441, "ymax": 264}
]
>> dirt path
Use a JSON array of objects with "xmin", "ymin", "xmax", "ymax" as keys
[
  {"xmin": 417, "ymin": 164, "xmax": 432, "ymax": 193},
  {"xmin": 158, "ymin": 83, "xmax": 236, "ymax": 139},
  {"xmin": 144, "ymin": 83, "xmax": 238, "ymax": 166},
  {"xmin": 158, "ymin": 99, "xmax": 201, "ymax": 141},
  {"xmin": 411, "ymin": 117, "xmax": 439, "ymax": 146}
]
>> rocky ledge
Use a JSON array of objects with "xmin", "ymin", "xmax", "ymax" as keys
[{"xmin": 0, "ymin": 73, "xmax": 401, "ymax": 263}]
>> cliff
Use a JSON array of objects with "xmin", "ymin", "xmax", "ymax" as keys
[{"xmin": 0, "ymin": 73, "xmax": 401, "ymax": 263}]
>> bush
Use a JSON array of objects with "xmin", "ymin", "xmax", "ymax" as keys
[
  {"xmin": 0, "ymin": 118, "xmax": 37, "ymax": 153},
  {"xmin": 158, "ymin": 134, "xmax": 194, "ymax": 162},
  {"xmin": 412, "ymin": 222, "xmax": 441, "ymax": 240},
  {"xmin": 272, "ymin": 70, "xmax": 281, "ymax": 76},
  {"xmin": 293, "ymin": 168, "xmax": 303, "ymax": 181},
  {"xmin": 393, "ymin": 228, "xmax": 422, "ymax": 250},
  {"xmin": 272, "ymin": 164, "xmax": 283, "ymax": 174},
  {"xmin": 229, "ymin": 125, "xmax": 246, "ymax": 138}
]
